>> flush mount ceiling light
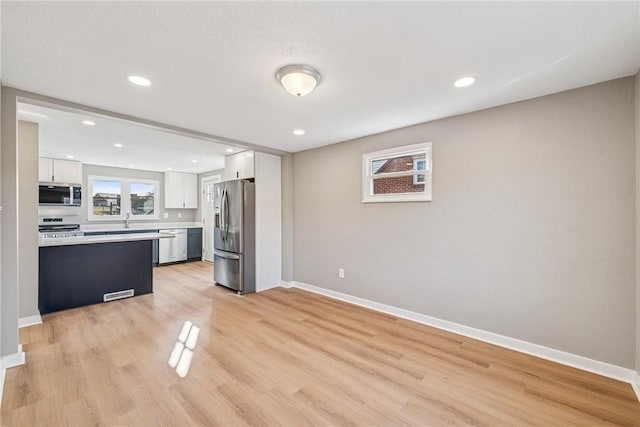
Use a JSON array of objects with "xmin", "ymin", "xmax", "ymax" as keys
[
  {"xmin": 454, "ymin": 76, "xmax": 476, "ymax": 88},
  {"xmin": 82, "ymin": 120, "xmax": 96, "ymax": 126},
  {"xmin": 128, "ymin": 75, "xmax": 152, "ymax": 87},
  {"xmin": 293, "ymin": 129, "xmax": 305, "ymax": 135},
  {"xmin": 113, "ymin": 143, "xmax": 123, "ymax": 148},
  {"xmin": 276, "ymin": 64, "xmax": 321, "ymax": 97}
]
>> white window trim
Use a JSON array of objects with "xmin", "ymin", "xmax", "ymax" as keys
[
  {"xmin": 88, "ymin": 175, "xmax": 160, "ymax": 221},
  {"xmin": 362, "ymin": 142, "xmax": 432, "ymax": 203},
  {"xmin": 413, "ymin": 158, "xmax": 426, "ymax": 185}
]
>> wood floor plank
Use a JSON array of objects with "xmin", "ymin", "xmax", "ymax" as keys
[{"xmin": 1, "ymin": 261, "xmax": 639, "ymax": 426}]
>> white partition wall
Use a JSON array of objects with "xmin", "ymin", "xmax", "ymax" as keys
[{"xmin": 254, "ymin": 152, "xmax": 282, "ymax": 291}]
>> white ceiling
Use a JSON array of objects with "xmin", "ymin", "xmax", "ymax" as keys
[
  {"xmin": 3, "ymin": 2, "xmax": 639, "ymax": 153},
  {"xmin": 19, "ymin": 102, "xmax": 232, "ymax": 174}
]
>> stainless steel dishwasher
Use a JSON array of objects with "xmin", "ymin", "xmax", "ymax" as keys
[{"xmin": 158, "ymin": 229, "xmax": 187, "ymax": 264}]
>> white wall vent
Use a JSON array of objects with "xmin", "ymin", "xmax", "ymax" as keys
[{"xmin": 103, "ymin": 289, "xmax": 134, "ymax": 302}]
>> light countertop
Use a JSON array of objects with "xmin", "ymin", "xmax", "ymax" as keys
[
  {"xmin": 81, "ymin": 222, "xmax": 203, "ymax": 233},
  {"xmin": 39, "ymin": 232, "xmax": 174, "ymax": 247}
]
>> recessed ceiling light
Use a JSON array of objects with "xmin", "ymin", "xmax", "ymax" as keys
[
  {"xmin": 82, "ymin": 120, "xmax": 96, "ymax": 126},
  {"xmin": 293, "ymin": 129, "xmax": 305, "ymax": 135},
  {"xmin": 167, "ymin": 167, "xmax": 173, "ymax": 170},
  {"xmin": 129, "ymin": 164, "xmax": 135, "ymax": 168},
  {"xmin": 191, "ymin": 160, "xmax": 198, "ymax": 163},
  {"xmin": 454, "ymin": 76, "xmax": 476, "ymax": 88},
  {"xmin": 226, "ymin": 148, "xmax": 234, "ymax": 153},
  {"xmin": 66, "ymin": 155, "xmax": 75, "ymax": 159},
  {"xmin": 113, "ymin": 143, "xmax": 123, "ymax": 148},
  {"xmin": 128, "ymin": 75, "xmax": 152, "ymax": 87}
]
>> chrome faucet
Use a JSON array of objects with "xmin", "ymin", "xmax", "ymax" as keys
[{"xmin": 125, "ymin": 212, "xmax": 131, "ymax": 228}]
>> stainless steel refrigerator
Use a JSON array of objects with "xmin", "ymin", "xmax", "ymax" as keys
[{"xmin": 213, "ymin": 179, "xmax": 255, "ymax": 294}]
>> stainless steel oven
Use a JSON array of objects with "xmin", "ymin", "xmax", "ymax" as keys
[{"xmin": 38, "ymin": 216, "xmax": 84, "ymax": 241}]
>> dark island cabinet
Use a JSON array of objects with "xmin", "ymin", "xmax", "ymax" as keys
[
  {"xmin": 84, "ymin": 229, "xmax": 159, "ymax": 266},
  {"xmin": 39, "ymin": 240, "xmax": 153, "ymax": 314},
  {"xmin": 187, "ymin": 228, "xmax": 203, "ymax": 261}
]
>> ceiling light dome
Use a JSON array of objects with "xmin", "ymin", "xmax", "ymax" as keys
[{"xmin": 276, "ymin": 64, "xmax": 321, "ymax": 97}]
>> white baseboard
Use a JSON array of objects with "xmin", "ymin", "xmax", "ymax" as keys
[
  {"xmin": 257, "ymin": 282, "xmax": 283, "ymax": 292},
  {"xmin": 287, "ymin": 281, "xmax": 639, "ymax": 399},
  {"xmin": 632, "ymin": 371, "xmax": 640, "ymax": 402},
  {"xmin": 2, "ymin": 344, "xmax": 25, "ymax": 370},
  {"xmin": 0, "ymin": 344, "xmax": 26, "ymax": 408},
  {"xmin": 0, "ymin": 365, "xmax": 5, "ymax": 408},
  {"xmin": 280, "ymin": 280, "xmax": 294, "ymax": 288},
  {"xmin": 19, "ymin": 313, "xmax": 42, "ymax": 328}
]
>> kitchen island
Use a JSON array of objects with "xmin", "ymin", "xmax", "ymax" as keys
[{"xmin": 39, "ymin": 232, "xmax": 172, "ymax": 314}]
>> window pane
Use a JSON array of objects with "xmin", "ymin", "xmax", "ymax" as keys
[
  {"xmin": 92, "ymin": 180, "xmax": 121, "ymax": 216},
  {"xmin": 130, "ymin": 182, "xmax": 155, "ymax": 216},
  {"xmin": 372, "ymin": 153, "xmax": 427, "ymax": 175},
  {"xmin": 373, "ymin": 176, "xmax": 425, "ymax": 194}
]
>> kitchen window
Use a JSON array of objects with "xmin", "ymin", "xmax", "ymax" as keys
[
  {"xmin": 88, "ymin": 176, "xmax": 159, "ymax": 220},
  {"xmin": 362, "ymin": 142, "xmax": 432, "ymax": 203}
]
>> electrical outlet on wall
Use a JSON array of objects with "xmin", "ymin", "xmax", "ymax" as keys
[
  {"xmin": 164, "ymin": 212, "xmax": 169, "ymax": 219},
  {"xmin": 178, "ymin": 213, "xmax": 182, "ymax": 218},
  {"xmin": 338, "ymin": 268, "xmax": 345, "ymax": 279}
]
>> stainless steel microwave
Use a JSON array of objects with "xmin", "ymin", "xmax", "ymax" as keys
[{"xmin": 39, "ymin": 185, "xmax": 81, "ymax": 206}]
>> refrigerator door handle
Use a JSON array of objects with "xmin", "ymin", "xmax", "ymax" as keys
[
  {"xmin": 223, "ymin": 188, "xmax": 230, "ymax": 240},
  {"xmin": 220, "ymin": 187, "xmax": 227, "ymax": 238},
  {"xmin": 213, "ymin": 250, "xmax": 240, "ymax": 260}
]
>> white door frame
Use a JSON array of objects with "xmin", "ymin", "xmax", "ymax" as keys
[{"xmin": 201, "ymin": 175, "xmax": 222, "ymax": 262}]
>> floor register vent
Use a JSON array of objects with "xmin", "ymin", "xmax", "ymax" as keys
[{"xmin": 103, "ymin": 289, "xmax": 135, "ymax": 302}]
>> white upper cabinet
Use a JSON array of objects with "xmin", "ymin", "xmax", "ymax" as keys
[
  {"xmin": 38, "ymin": 158, "xmax": 53, "ymax": 182},
  {"xmin": 39, "ymin": 158, "xmax": 82, "ymax": 184},
  {"xmin": 224, "ymin": 150, "xmax": 255, "ymax": 181},
  {"xmin": 164, "ymin": 171, "xmax": 198, "ymax": 209},
  {"xmin": 183, "ymin": 173, "xmax": 198, "ymax": 209}
]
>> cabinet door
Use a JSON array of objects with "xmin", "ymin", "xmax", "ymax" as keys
[
  {"xmin": 240, "ymin": 151, "xmax": 255, "ymax": 179},
  {"xmin": 183, "ymin": 173, "xmax": 198, "ymax": 208},
  {"xmin": 38, "ymin": 158, "xmax": 53, "ymax": 182},
  {"xmin": 164, "ymin": 172, "xmax": 184, "ymax": 208},
  {"xmin": 187, "ymin": 228, "xmax": 203, "ymax": 260},
  {"xmin": 53, "ymin": 159, "xmax": 82, "ymax": 184},
  {"xmin": 224, "ymin": 153, "xmax": 241, "ymax": 181}
]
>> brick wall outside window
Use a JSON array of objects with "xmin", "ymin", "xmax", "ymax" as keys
[{"xmin": 373, "ymin": 155, "xmax": 424, "ymax": 194}]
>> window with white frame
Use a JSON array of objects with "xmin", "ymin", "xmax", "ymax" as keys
[
  {"xmin": 362, "ymin": 142, "xmax": 432, "ymax": 203},
  {"xmin": 88, "ymin": 175, "xmax": 159, "ymax": 220}
]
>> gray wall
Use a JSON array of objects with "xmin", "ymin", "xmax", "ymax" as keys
[
  {"xmin": 0, "ymin": 83, "xmax": 3, "ymax": 358},
  {"xmin": 18, "ymin": 121, "xmax": 39, "ymax": 319},
  {"xmin": 1, "ymin": 87, "xmax": 19, "ymax": 356},
  {"xmin": 636, "ymin": 69, "xmax": 640, "ymax": 374},
  {"xmin": 293, "ymin": 77, "xmax": 636, "ymax": 368},
  {"xmin": 281, "ymin": 154, "xmax": 294, "ymax": 282}
]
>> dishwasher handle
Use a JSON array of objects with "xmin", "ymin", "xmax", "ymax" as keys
[{"xmin": 160, "ymin": 229, "xmax": 187, "ymax": 234}]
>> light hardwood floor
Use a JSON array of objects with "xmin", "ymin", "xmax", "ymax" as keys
[{"xmin": 1, "ymin": 261, "xmax": 639, "ymax": 426}]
